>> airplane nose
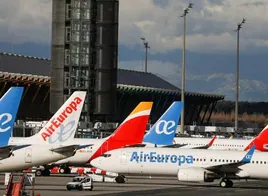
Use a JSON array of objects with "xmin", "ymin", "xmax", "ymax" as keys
[{"xmin": 91, "ymin": 158, "xmax": 101, "ymax": 168}]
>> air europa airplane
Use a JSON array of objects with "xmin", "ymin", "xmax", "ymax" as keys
[
  {"xmin": 173, "ymin": 125, "xmax": 268, "ymax": 151},
  {"xmin": 2, "ymin": 91, "xmax": 89, "ymax": 173},
  {"xmin": 91, "ymin": 145, "xmax": 264, "ymax": 188}
]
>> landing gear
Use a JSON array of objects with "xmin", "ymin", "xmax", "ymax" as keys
[
  {"xmin": 115, "ymin": 175, "xmax": 126, "ymax": 183},
  {"xmin": 219, "ymin": 178, "xmax": 233, "ymax": 188},
  {"xmin": 41, "ymin": 168, "xmax": 51, "ymax": 176},
  {"xmin": 59, "ymin": 167, "xmax": 71, "ymax": 174}
]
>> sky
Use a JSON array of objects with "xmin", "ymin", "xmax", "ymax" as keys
[{"xmin": 0, "ymin": 0, "xmax": 267, "ymax": 101}]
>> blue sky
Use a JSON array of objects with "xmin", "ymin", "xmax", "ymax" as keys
[{"xmin": 0, "ymin": 0, "xmax": 268, "ymax": 101}]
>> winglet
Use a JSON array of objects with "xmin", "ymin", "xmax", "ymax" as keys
[
  {"xmin": 143, "ymin": 101, "xmax": 183, "ymax": 145},
  {"xmin": 208, "ymin": 135, "xmax": 216, "ymax": 146},
  {"xmin": 241, "ymin": 145, "xmax": 256, "ymax": 164}
]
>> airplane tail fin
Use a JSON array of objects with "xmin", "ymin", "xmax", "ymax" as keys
[
  {"xmin": 28, "ymin": 91, "xmax": 86, "ymax": 145},
  {"xmin": 244, "ymin": 125, "xmax": 268, "ymax": 151},
  {"xmin": 88, "ymin": 102, "xmax": 153, "ymax": 161},
  {"xmin": 110, "ymin": 102, "xmax": 153, "ymax": 143},
  {"xmin": 0, "ymin": 87, "xmax": 24, "ymax": 146},
  {"xmin": 143, "ymin": 101, "xmax": 183, "ymax": 145}
]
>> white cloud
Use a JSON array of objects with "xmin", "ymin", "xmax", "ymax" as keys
[{"xmin": 0, "ymin": 0, "xmax": 268, "ymax": 53}]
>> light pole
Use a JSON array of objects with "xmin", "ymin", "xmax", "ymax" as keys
[
  {"xmin": 234, "ymin": 18, "xmax": 246, "ymax": 132},
  {"xmin": 180, "ymin": 3, "xmax": 193, "ymax": 134},
  {"xmin": 141, "ymin": 37, "xmax": 150, "ymax": 73}
]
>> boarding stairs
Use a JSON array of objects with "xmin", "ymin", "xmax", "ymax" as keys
[{"xmin": 5, "ymin": 174, "xmax": 27, "ymax": 196}]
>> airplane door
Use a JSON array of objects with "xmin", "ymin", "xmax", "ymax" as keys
[
  {"xmin": 120, "ymin": 150, "xmax": 127, "ymax": 165},
  {"xmin": 25, "ymin": 147, "xmax": 32, "ymax": 163}
]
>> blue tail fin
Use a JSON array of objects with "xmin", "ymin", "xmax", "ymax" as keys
[
  {"xmin": 143, "ymin": 101, "xmax": 183, "ymax": 145},
  {"xmin": 0, "ymin": 87, "xmax": 24, "ymax": 146}
]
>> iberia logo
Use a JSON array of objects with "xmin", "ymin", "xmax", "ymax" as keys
[{"xmin": 41, "ymin": 97, "xmax": 82, "ymax": 141}]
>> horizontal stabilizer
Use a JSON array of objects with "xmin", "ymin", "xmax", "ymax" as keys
[
  {"xmin": 50, "ymin": 144, "xmax": 92, "ymax": 154},
  {"xmin": 0, "ymin": 144, "xmax": 31, "ymax": 160},
  {"xmin": 123, "ymin": 144, "xmax": 147, "ymax": 148}
]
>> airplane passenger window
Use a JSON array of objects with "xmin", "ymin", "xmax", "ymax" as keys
[
  {"xmin": 260, "ymin": 161, "xmax": 263, "ymax": 164},
  {"xmin": 222, "ymin": 160, "xmax": 225, "ymax": 162},
  {"xmin": 264, "ymin": 161, "xmax": 267, "ymax": 164},
  {"xmin": 210, "ymin": 159, "xmax": 213, "ymax": 162},
  {"xmin": 256, "ymin": 161, "xmax": 259, "ymax": 164}
]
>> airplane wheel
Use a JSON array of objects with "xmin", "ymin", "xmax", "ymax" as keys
[
  {"xmin": 115, "ymin": 175, "xmax": 125, "ymax": 183},
  {"xmin": 59, "ymin": 168, "xmax": 65, "ymax": 174},
  {"xmin": 35, "ymin": 170, "xmax": 42, "ymax": 176},
  {"xmin": 220, "ymin": 179, "xmax": 227, "ymax": 188},
  {"xmin": 220, "ymin": 179, "xmax": 233, "ymax": 188}
]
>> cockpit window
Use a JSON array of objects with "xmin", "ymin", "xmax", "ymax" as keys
[{"xmin": 100, "ymin": 154, "xmax": 111, "ymax": 158}]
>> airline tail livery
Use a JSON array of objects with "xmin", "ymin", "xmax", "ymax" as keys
[
  {"xmin": 88, "ymin": 101, "xmax": 153, "ymax": 161},
  {"xmin": 0, "ymin": 87, "xmax": 24, "ymax": 146},
  {"xmin": 143, "ymin": 101, "xmax": 183, "ymax": 145},
  {"xmin": 22, "ymin": 91, "xmax": 86, "ymax": 145},
  {"xmin": 244, "ymin": 125, "xmax": 268, "ymax": 151}
]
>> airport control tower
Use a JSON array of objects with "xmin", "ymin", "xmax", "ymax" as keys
[{"xmin": 50, "ymin": 0, "xmax": 119, "ymax": 127}]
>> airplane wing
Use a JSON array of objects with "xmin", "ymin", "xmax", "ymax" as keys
[
  {"xmin": 50, "ymin": 144, "xmax": 93, "ymax": 154},
  {"xmin": 0, "ymin": 144, "xmax": 31, "ymax": 160},
  {"xmin": 191, "ymin": 135, "xmax": 216, "ymax": 149},
  {"xmin": 204, "ymin": 145, "xmax": 256, "ymax": 174},
  {"xmin": 161, "ymin": 144, "xmax": 188, "ymax": 148}
]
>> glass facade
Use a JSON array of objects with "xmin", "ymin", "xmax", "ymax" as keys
[{"xmin": 64, "ymin": 0, "xmax": 92, "ymax": 124}]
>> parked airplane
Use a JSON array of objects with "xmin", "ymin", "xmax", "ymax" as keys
[
  {"xmin": 23, "ymin": 101, "xmax": 154, "ymax": 175},
  {"xmin": 91, "ymin": 145, "xmax": 262, "ymax": 188},
  {"xmin": 0, "ymin": 91, "xmax": 88, "ymax": 173},
  {"xmin": 173, "ymin": 125, "xmax": 268, "ymax": 151}
]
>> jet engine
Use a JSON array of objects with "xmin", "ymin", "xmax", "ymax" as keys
[{"xmin": 177, "ymin": 168, "xmax": 216, "ymax": 182}]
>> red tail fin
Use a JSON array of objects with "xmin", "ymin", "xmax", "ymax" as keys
[
  {"xmin": 88, "ymin": 102, "xmax": 153, "ymax": 162},
  {"xmin": 244, "ymin": 125, "xmax": 268, "ymax": 151}
]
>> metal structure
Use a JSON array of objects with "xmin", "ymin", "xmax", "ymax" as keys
[
  {"xmin": 140, "ymin": 37, "xmax": 150, "ymax": 73},
  {"xmin": 180, "ymin": 3, "xmax": 193, "ymax": 134},
  {"xmin": 50, "ymin": 0, "xmax": 119, "ymax": 125},
  {"xmin": 235, "ymin": 18, "xmax": 246, "ymax": 131},
  {"xmin": 0, "ymin": 52, "xmax": 225, "ymax": 127}
]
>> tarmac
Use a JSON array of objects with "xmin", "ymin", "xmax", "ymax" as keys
[{"xmin": 1, "ymin": 174, "xmax": 268, "ymax": 196}]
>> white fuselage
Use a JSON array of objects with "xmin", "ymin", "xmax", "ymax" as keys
[
  {"xmin": 91, "ymin": 147, "xmax": 268, "ymax": 180},
  {"xmin": 174, "ymin": 137, "xmax": 252, "ymax": 151},
  {"xmin": 0, "ymin": 144, "xmax": 74, "ymax": 172},
  {"xmin": 8, "ymin": 137, "xmax": 106, "ymax": 166}
]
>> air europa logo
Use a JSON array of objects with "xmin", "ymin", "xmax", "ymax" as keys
[
  {"xmin": 130, "ymin": 151, "xmax": 193, "ymax": 166},
  {"xmin": 155, "ymin": 120, "xmax": 176, "ymax": 135},
  {"xmin": 41, "ymin": 97, "xmax": 82, "ymax": 141}
]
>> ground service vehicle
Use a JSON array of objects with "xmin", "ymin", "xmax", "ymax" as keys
[{"xmin": 66, "ymin": 176, "xmax": 93, "ymax": 191}]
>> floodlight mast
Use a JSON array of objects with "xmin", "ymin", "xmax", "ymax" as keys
[
  {"xmin": 140, "ymin": 37, "xmax": 150, "ymax": 73},
  {"xmin": 180, "ymin": 3, "xmax": 193, "ymax": 134},
  {"xmin": 235, "ymin": 18, "xmax": 246, "ymax": 132}
]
